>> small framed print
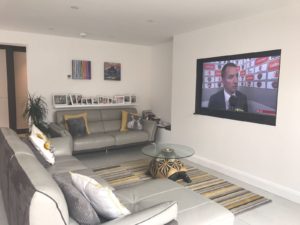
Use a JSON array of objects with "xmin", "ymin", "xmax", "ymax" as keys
[
  {"xmin": 53, "ymin": 94, "xmax": 68, "ymax": 105},
  {"xmin": 114, "ymin": 95, "xmax": 125, "ymax": 104},
  {"xmin": 102, "ymin": 97, "xmax": 109, "ymax": 104},
  {"xmin": 131, "ymin": 95, "xmax": 136, "ymax": 104},
  {"xmin": 124, "ymin": 95, "xmax": 131, "ymax": 104},
  {"xmin": 92, "ymin": 97, "xmax": 99, "ymax": 104}
]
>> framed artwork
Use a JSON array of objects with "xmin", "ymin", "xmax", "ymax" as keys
[
  {"xmin": 114, "ymin": 95, "xmax": 125, "ymax": 104},
  {"xmin": 104, "ymin": 62, "xmax": 121, "ymax": 81},
  {"xmin": 124, "ymin": 95, "xmax": 131, "ymax": 104},
  {"xmin": 131, "ymin": 95, "xmax": 136, "ymax": 103},
  {"xmin": 53, "ymin": 94, "xmax": 68, "ymax": 105},
  {"xmin": 72, "ymin": 60, "xmax": 91, "ymax": 80}
]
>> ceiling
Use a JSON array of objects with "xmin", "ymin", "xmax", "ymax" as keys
[{"xmin": 0, "ymin": 0, "xmax": 296, "ymax": 45}]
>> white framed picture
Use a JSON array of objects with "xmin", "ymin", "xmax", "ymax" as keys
[
  {"xmin": 114, "ymin": 95, "xmax": 125, "ymax": 104},
  {"xmin": 53, "ymin": 94, "xmax": 68, "ymax": 105}
]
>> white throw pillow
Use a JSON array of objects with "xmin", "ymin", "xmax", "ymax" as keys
[
  {"xmin": 29, "ymin": 124, "xmax": 55, "ymax": 165},
  {"xmin": 70, "ymin": 172, "xmax": 130, "ymax": 220}
]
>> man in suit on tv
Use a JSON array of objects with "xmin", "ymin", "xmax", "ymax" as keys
[{"xmin": 208, "ymin": 62, "xmax": 248, "ymax": 112}]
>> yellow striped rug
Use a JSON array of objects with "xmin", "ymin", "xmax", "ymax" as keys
[{"xmin": 93, "ymin": 159, "xmax": 271, "ymax": 215}]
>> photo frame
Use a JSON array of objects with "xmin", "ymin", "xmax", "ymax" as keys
[
  {"xmin": 53, "ymin": 94, "xmax": 68, "ymax": 105},
  {"xmin": 114, "ymin": 95, "xmax": 125, "ymax": 104},
  {"xmin": 131, "ymin": 95, "xmax": 136, "ymax": 104},
  {"xmin": 104, "ymin": 62, "xmax": 121, "ymax": 81},
  {"xmin": 124, "ymin": 95, "xmax": 131, "ymax": 104}
]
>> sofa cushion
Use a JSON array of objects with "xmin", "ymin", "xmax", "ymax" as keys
[
  {"xmin": 47, "ymin": 156, "xmax": 86, "ymax": 174},
  {"xmin": 71, "ymin": 172, "xmax": 130, "ymax": 220},
  {"xmin": 127, "ymin": 113, "xmax": 143, "ymax": 131},
  {"xmin": 64, "ymin": 112, "xmax": 91, "ymax": 134},
  {"xmin": 120, "ymin": 110, "xmax": 129, "ymax": 132},
  {"xmin": 101, "ymin": 108, "xmax": 137, "ymax": 132},
  {"xmin": 53, "ymin": 172, "xmax": 101, "ymax": 225},
  {"xmin": 107, "ymin": 131, "xmax": 148, "ymax": 146},
  {"xmin": 101, "ymin": 201, "xmax": 178, "ymax": 225},
  {"xmin": 73, "ymin": 133, "xmax": 115, "ymax": 152}
]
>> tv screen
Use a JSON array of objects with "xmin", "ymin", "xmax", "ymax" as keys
[{"xmin": 195, "ymin": 49, "xmax": 281, "ymax": 125}]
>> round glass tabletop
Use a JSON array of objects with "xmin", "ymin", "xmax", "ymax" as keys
[{"xmin": 142, "ymin": 143, "xmax": 195, "ymax": 159}]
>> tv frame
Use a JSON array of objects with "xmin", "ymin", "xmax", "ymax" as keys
[{"xmin": 194, "ymin": 49, "xmax": 281, "ymax": 126}]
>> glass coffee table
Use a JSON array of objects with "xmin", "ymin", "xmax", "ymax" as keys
[{"xmin": 142, "ymin": 143, "xmax": 194, "ymax": 183}]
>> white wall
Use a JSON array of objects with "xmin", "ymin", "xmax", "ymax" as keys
[
  {"xmin": 0, "ymin": 30, "xmax": 152, "ymax": 122},
  {"xmin": 150, "ymin": 41, "xmax": 173, "ymax": 122},
  {"xmin": 0, "ymin": 49, "xmax": 9, "ymax": 127},
  {"xmin": 172, "ymin": 3, "xmax": 300, "ymax": 203}
]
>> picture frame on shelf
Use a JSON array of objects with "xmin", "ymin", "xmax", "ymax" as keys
[
  {"xmin": 53, "ymin": 94, "xmax": 68, "ymax": 106},
  {"xmin": 102, "ymin": 97, "xmax": 109, "ymax": 104},
  {"xmin": 92, "ymin": 97, "xmax": 99, "ymax": 104},
  {"xmin": 76, "ymin": 94, "xmax": 83, "ymax": 104},
  {"xmin": 124, "ymin": 95, "xmax": 131, "ymax": 104},
  {"xmin": 131, "ymin": 95, "xmax": 136, "ymax": 104},
  {"xmin": 114, "ymin": 95, "xmax": 125, "ymax": 104}
]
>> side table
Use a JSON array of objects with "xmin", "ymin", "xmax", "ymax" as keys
[{"xmin": 142, "ymin": 143, "xmax": 194, "ymax": 183}]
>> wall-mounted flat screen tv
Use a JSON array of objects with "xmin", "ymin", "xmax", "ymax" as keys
[{"xmin": 195, "ymin": 49, "xmax": 281, "ymax": 125}]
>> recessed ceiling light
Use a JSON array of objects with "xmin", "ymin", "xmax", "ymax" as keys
[
  {"xmin": 79, "ymin": 32, "xmax": 87, "ymax": 38},
  {"xmin": 70, "ymin": 5, "xmax": 79, "ymax": 10}
]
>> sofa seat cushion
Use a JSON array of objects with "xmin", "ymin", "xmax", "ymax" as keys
[
  {"xmin": 115, "ymin": 179, "xmax": 234, "ymax": 225},
  {"xmin": 107, "ymin": 131, "xmax": 148, "ymax": 146},
  {"xmin": 73, "ymin": 133, "xmax": 115, "ymax": 152},
  {"xmin": 47, "ymin": 156, "xmax": 86, "ymax": 174}
]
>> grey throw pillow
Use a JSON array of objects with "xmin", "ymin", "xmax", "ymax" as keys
[
  {"xmin": 66, "ymin": 117, "xmax": 87, "ymax": 137},
  {"xmin": 127, "ymin": 113, "xmax": 143, "ymax": 130},
  {"xmin": 53, "ymin": 172, "xmax": 101, "ymax": 225}
]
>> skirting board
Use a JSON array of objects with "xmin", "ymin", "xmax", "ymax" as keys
[{"xmin": 190, "ymin": 155, "xmax": 300, "ymax": 204}]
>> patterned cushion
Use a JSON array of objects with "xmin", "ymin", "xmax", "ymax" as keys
[
  {"xmin": 127, "ymin": 113, "xmax": 143, "ymax": 130},
  {"xmin": 53, "ymin": 172, "xmax": 101, "ymax": 225}
]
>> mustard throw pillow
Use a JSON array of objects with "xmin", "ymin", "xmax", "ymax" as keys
[
  {"xmin": 120, "ymin": 111, "xmax": 129, "ymax": 132},
  {"xmin": 64, "ymin": 112, "xmax": 90, "ymax": 134}
]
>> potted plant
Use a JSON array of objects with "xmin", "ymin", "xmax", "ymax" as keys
[{"xmin": 23, "ymin": 94, "xmax": 48, "ymax": 134}]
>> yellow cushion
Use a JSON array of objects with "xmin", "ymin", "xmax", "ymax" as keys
[
  {"xmin": 120, "ymin": 111, "xmax": 128, "ymax": 132},
  {"xmin": 64, "ymin": 112, "xmax": 90, "ymax": 134}
]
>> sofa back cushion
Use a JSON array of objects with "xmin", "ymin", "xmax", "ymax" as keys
[
  {"xmin": 101, "ymin": 108, "xmax": 137, "ymax": 132},
  {"xmin": 56, "ymin": 110, "xmax": 105, "ymax": 133}
]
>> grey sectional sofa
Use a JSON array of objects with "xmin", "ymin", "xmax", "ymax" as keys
[
  {"xmin": 0, "ymin": 127, "xmax": 235, "ymax": 225},
  {"xmin": 49, "ymin": 108, "xmax": 157, "ymax": 154}
]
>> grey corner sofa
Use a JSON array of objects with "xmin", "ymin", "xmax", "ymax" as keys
[
  {"xmin": 49, "ymin": 108, "xmax": 157, "ymax": 154},
  {"xmin": 0, "ymin": 127, "xmax": 235, "ymax": 225}
]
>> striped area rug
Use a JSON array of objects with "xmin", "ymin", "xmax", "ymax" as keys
[{"xmin": 93, "ymin": 159, "xmax": 271, "ymax": 215}]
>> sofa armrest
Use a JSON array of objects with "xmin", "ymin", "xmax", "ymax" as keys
[
  {"xmin": 50, "ymin": 136, "xmax": 73, "ymax": 156},
  {"xmin": 143, "ymin": 120, "xmax": 157, "ymax": 142},
  {"xmin": 49, "ymin": 122, "xmax": 71, "ymax": 137},
  {"xmin": 102, "ymin": 201, "xmax": 177, "ymax": 225}
]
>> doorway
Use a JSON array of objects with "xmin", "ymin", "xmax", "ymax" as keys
[{"xmin": 0, "ymin": 45, "xmax": 28, "ymax": 133}]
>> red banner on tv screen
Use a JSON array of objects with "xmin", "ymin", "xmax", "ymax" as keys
[
  {"xmin": 246, "ymin": 74, "xmax": 254, "ymax": 81},
  {"xmin": 255, "ymin": 57, "xmax": 268, "ymax": 65},
  {"xmin": 204, "ymin": 64, "xmax": 215, "ymax": 70},
  {"xmin": 268, "ymin": 59, "xmax": 280, "ymax": 71},
  {"xmin": 215, "ymin": 70, "xmax": 221, "ymax": 76}
]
